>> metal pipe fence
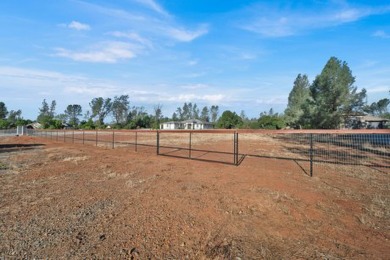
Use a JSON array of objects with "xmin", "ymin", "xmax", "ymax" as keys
[{"xmin": 26, "ymin": 129, "xmax": 390, "ymax": 176}]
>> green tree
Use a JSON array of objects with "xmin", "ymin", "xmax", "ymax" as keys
[
  {"xmin": 0, "ymin": 119, "xmax": 9, "ymax": 129},
  {"xmin": 65, "ymin": 104, "xmax": 82, "ymax": 127},
  {"xmin": 200, "ymin": 106, "xmax": 210, "ymax": 122},
  {"xmin": 7, "ymin": 110, "xmax": 22, "ymax": 127},
  {"xmin": 175, "ymin": 107, "xmax": 183, "ymax": 120},
  {"xmin": 153, "ymin": 104, "xmax": 163, "ymax": 129},
  {"xmin": 49, "ymin": 100, "xmax": 56, "ymax": 118},
  {"xmin": 217, "ymin": 110, "xmax": 242, "ymax": 129},
  {"xmin": 192, "ymin": 103, "xmax": 199, "ymax": 119},
  {"xmin": 112, "ymin": 95, "xmax": 129, "ymax": 125},
  {"xmin": 210, "ymin": 105, "xmax": 219, "ymax": 123},
  {"xmin": 89, "ymin": 97, "xmax": 112, "ymax": 126},
  {"xmin": 0, "ymin": 102, "xmax": 8, "ymax": 119},
  {"xmin": 79, "ymin": 118, "xmax": 95, "ymax": 130},
  {"xmin": 309, "ymin": 57, "xmax": 361, "ymax": 129},
  {"xmin": 37, "ymin": 99, "xmax": 56, "ymax": 128},
  {"xmin": 284, "ymin": 74, "xmax": 310, "ymax": 128},
  {"xmin": 172, "ymin": 112, "xmax": 179, "ymax": 121},
  {"xmin": 376, "ymin": 98, "xmax": 390, "ymax": 115},
  {"xmin": 257, "ymin": 114, "xmax": 286, "ymax": 130}
]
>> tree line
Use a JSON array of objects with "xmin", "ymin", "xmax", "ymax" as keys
[{"xmin": 1, "ymin": 57, "xmax": 388, "ymax": 130}]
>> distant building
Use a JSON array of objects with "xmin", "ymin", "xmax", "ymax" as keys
[
  {"xmin": 160, "ymin": 119, "xmax": 213, "ymax": 130},
  {"xmin": 26, "ymin": 122, "xmax": 42, "ymax": 129},
  {"xmin": 344, "ymin": 115, "xmax": 389, "ymax": 129}
]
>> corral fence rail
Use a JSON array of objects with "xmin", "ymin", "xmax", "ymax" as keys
[{"xmin": 25, "ymin": 129, "xmax": 390, "ymax": 176}]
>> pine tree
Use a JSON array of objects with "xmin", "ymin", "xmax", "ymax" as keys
[
  {"xmin": 284, "ymin": 74, "xmax": 310, "ymax": 128},
  {"xmin": 309, "ymin": 57, "xmax": 358, "ymax": 129}
]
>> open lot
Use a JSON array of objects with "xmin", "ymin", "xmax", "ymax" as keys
[{"xmin": 0, "ymin": 135, "xmax": 389, "ymax": 258}]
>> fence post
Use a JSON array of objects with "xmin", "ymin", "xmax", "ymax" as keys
[
  {"xmin": 72, "ymin": 130, "xmax": 75, "ymax": 143},
  {"xmin": 310, "ymin": 133, "xmax": 313, "ymax": 177},
  {"xmin": 82, "ymin": 130, "xmax": 85, "ymax": 144},
  {"xmin": 56, "ymin": 131, "xmax": 58, "ymax": 142},
  {"xmin": 135, "ymin": 131, "xmax": 138, "ymax": 152},
  {"xmin": 233, "ymin": 132, "xmax": 236, "ymax": 165},
  {"xmin": 234, "ymin": 132, "xmax": 239, "ymax": 165},
  {"xmin": 64, "ymin": 130, "xmax": 65, "ymax": 142},
  {"xmin": 236, "ymin": 132, "xmax": 239, "ymax": 166},
  {"xmin": 96, "ymin": 130, "xmax": 98, "ymax": 146},
  {"xmin": 189, "ymin": 132, "xmax": 192, "ymax": 159},
  {"xmin": 156, "ymin": 131, "xmax": 160, "ymax": 155},
  {"xmin": 112, "ymin": 131, "xmax": 115, "ymax": 149}
]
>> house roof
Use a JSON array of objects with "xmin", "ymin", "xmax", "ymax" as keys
[
  {"xmin": 161, "ymin": 121, "xmax": 181, "ymax": 124},
  {"xmin": 181, "ymin": 119, "xmax": 213, "ymax": 124},
  {"xmin": 161, "ymin": 119, "xmax": 213, "ymax": 125}
]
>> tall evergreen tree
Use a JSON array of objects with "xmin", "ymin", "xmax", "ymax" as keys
[
  {"xmin": 0, "ymin": 102, "xmax": 8, "ymax": 119},
  {"xmin": 200, "ymin": 106, "xmax": 210, "ymax": 122},
  {"xmin": 37, "ymin": 99, "xmax": 56, "ymax": 127},
  {"xmin": 284, "ymin": 74, "xmax": 310, "ymax": 128},
  {"xmin": 309, "ymin": 57, "xmax": 360, "ymax": 129},
  {"xmin": 210, "ymin": 105, "xmax": 219, "ymax": 123}
]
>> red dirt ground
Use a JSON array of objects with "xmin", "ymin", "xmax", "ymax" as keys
[{"xmin": 0, "ymin": 135, "xmax": 389, "ymax": 258}]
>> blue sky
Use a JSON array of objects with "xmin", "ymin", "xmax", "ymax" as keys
[{"xmin": 1, "ymin": 0, "xmax": 389, "ymax": 120}]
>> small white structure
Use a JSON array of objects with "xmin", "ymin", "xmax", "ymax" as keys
[
  {"xmin": 17, "ymin": 126, "xmax": 27, "ymax": 135},
  {"xmin": 160, "ymin": 119, "xmax": 213, "ymax": 130}
]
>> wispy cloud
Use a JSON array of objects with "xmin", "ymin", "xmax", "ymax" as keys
[
  {"xmin": 164, "ymin": 24, "xmax": 208, "ymax": 42},
  {"xmin": 54, "ymin": 41, "xmax": 137, "ymax": 63},
  {"xmin": 69, "ymin": 21, "xmax": 90, "ymax": 30},
  {"xmin": 75, "ymin": 0, "xmax": 208, "ymax": 43},
  {"xmin": 240, "ymin": 3, "xmax": 390, "ymax": 37},
  {"xmin": 62, "ymin": 21, "xmax": 91, "ymax": 31},
  {"xmin": 133, "ymin": 0, "xmax": 170, "ymax": 17},
  {"xmin": 179, "ymin": 84, "xmax": 208, "ymax": 90},
  {"xmin": 372, "ymin": 30, "xmax": 390, "ymax": 38},
  {"xmin": 165, "ymin": 93, "xmax": 225, "ymax": 103},
  {"xmin": 108, "ymin": 31, "xmax": 153, "ymax": 48}
]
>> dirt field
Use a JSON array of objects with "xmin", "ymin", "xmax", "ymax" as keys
[{"xmin": 1, "ymin": 135, "xmax": 389, "ymax": 258}]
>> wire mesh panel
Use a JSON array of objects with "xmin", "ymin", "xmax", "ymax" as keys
[
  {"xmin": 158, "ymin": 131, "xmax": 240, "ymax": 165},
  {"xmin": 26, "ymin": 129, "xmax": 390, "ymax": 175},
  {"xmin": 313, "ymin": 134, "xmax": 390, "ymax": 170},
  {"xmin": 239, "ymin": 133, "xmax": 311, "ymax": 174}
]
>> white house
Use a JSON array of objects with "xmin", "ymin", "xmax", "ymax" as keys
[
  {"xmin": 160, "ymin": 119, "xmax": 213, "ymax": 130},
  {"xmin": 344, "ymin": 115, "xmax": 389, "ymax": 129},
  {"xmin": 160, "ymin": 121, "xmax": 182, "ymax": 130}
]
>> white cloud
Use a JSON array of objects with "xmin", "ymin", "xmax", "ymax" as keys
[
  {"xmin": 134, "ymin": 0, "xmax": 170, "ymax": 17},
  {"xmin": 179, "ymin": 84, "xmax": 208, "ymax": 90},
  {"xmin": 372, "ymin": 30, "xmax": 390, "ymax": 39},
  {"xmin": 241, "ymin": 4, "xmax": 390, "ymax": 37},
  {"xmin": 75, "ymin": 1, "xmax": 208, "ymax": 43},
  {"xmin": 165, "ymin": 93, "xmax": 225, "ymax": 103},
  {"xmin": 64, "ymin": 85, "xmax": 118, "ymax": 97},
  {"xmin": 368, "ymin": 86, "xmax": 390, "ymax": 93},
  {"xmin": 55, "ymin": 41, "xmax": 137, "ymax": 63},
  {"xmin": 68, "ymin": 21, "xmax": 91, "ymax": 31},
  {"xmin": 255, "ymin": 97, "xmax": 287, "ymax": 105},
  {"xmin": 108, "ymin": 31, "xmax": 153, "ymax": 48},
  {"xmin": 165, "ymin": 25, "xmax": 208, "ymax": 42}
]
